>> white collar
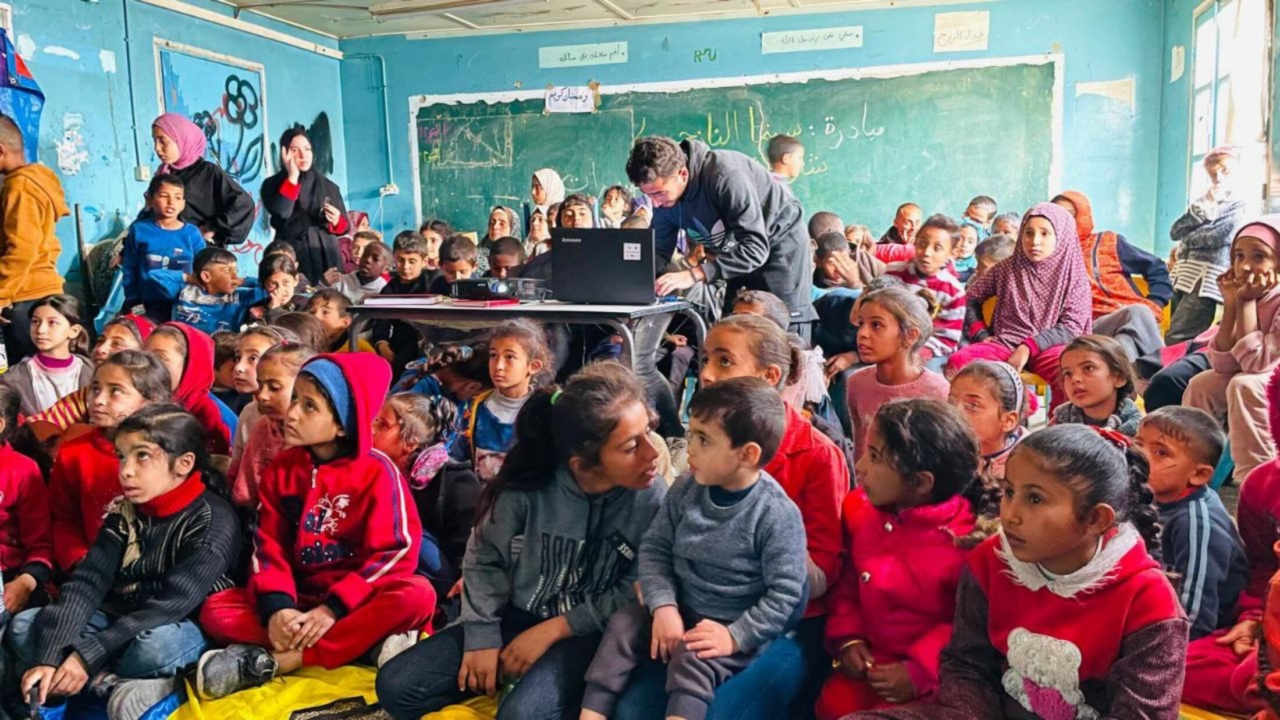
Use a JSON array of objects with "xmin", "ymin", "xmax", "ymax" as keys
[{"xmin": 996, "ymin": 523, "xmax": 1139, "ymax": 599}]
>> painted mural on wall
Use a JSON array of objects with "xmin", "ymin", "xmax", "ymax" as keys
[
  {"xmin": 0, "ymin": 29, "xmax": 43, "ymax": 164},
  {"xmin": 156, "ymin": 40, "xmax": 268, "ymax": 265}
]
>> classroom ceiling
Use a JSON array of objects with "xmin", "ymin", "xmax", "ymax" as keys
[{"xmin": 223, "ymin": 0, "xmax": 945, "ymax": 40}]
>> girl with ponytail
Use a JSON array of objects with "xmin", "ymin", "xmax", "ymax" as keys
[
  {"xmin": 853, "ymin": 424, "xmax": 1188, "ymax": 720},
  {"xmin": 818, "ymin": 399, "xmax": 997, "ymax": 717}
]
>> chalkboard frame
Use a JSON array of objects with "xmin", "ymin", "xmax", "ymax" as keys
[{"xmin": 406, "ymin": 53, "xmax": 1064, "ymax": 228}]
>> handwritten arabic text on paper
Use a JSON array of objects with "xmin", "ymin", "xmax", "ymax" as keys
[
  {"xmin": 761, "ymin": 26, "xmax": 864, "ymax": 55},
  {"xmin": 539, "ymin": 41, "xmax": 629, "ymax": 69},
  {"xmin": 933, "ymin": 11, "xmax": 989, "ymax": 53},
  {"xmin": 545, "ymin": 86, "xmax": 595, "ymax": 114}
]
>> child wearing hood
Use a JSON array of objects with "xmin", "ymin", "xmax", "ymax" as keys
[
  {"xmin": 1184, "ymin": 216, "xmax": 1280, "ymax": 484},
  {"xmin": 145, "ymin": 323, "xmax": 234, "ymax": 456},
  {"xmin": 0, "ymin": 113, "xmax": 70, "ymax": 365},
  {"xmin": 196, "ymin": 354, "xmax": 434, "ymax": 699},
  {"xmin": 1052, "ymin": 190, "xmax": 1170, "ymax": 361},
  {"xmin": 946, "ymin": 203, "xmax": 1093, "ymax": 413},
  {"xmin": 1168, "ymin": 146, "xmax": 1253, "ymax": 344}
]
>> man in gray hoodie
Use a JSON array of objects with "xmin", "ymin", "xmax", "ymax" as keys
[{"xmin": 627, "ymin": 137, "xmax": 817, "ymax": 338}]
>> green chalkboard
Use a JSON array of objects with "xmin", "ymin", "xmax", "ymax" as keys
[{"xmin": 413, "ymin": 60, "xmax": 1057, "ymax": 235}]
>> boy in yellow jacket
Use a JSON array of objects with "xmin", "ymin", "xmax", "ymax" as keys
[{"xmin": 0, "ymin": 114, "xmax": 69, "ymax": 363}]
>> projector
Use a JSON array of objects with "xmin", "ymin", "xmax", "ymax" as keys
[{"xmin": 450, "ymin": 277, "xmax": 546, "ymax": 301}]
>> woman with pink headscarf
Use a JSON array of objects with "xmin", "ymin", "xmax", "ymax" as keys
[{"xmin": 149, "ymin": 113, "xmax": 256, "ymax": 247}]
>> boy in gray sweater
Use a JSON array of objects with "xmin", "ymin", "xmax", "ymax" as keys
[{"xmin": 580, "ymin": 378, "xmax": 807, "ymax": 720}]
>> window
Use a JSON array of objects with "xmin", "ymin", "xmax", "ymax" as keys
[{"xmin": 1188, "ymin": 0, "xmax": 1271, "ymax": 205}]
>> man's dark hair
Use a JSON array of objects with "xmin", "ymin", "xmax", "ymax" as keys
[
  {"xmin": 767, "ymin": 135, "xmax": 804, "ymax": 166},
  {"xmin": 490, "ymin": 236, "xmax": 526, "ymax": 262},
  {"xmin": 626, "ymin": 137, "xmax": 688, "ymax": 186},
  {"xmin": 193, "ymin": 247, "xmax": 237, "ymax": 278},
  {"xmin": 440, "ymin": 234, "xmax": 478, "ymax": 264}
]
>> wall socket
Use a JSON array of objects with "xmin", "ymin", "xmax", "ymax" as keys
[
  {"xmin": 379, "ymin": 183, "xmax": 399, "ymax": 196},
  {"xmin": 134, "ymin": 166, "xmax": 151, "ymax": 182}
]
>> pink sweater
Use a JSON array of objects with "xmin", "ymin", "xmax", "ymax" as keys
[
  {"xmin": 846, "ymin": 366, "xmax": 950, "ymax": 460},
  {"xmin": 825, "ymin": 490, "xmax": 976, "ymax": 698},
  {"xmin": 231, "ymin": 415, "xmax": 288, "ymax": 507},
  {"xmin": 1207, "ymin": 285, "xmax": 1280, "ymax": 375}
]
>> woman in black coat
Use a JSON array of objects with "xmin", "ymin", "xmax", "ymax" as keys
[
  {"xmin": 149, "ymin": 113, "xmax": 256, "ymax": 246},
  {"xmin": 260, "ymin": 128, "xmax": 349, "ymax": 281}
]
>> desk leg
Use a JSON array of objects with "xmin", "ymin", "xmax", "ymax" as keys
[
  {"xmin": 607, "ymin": 320, "xmax": 638, "ymax": 368},
  {"xmin": 677, "ymin": 307, "xmax": 709, "ymax": 350},
  {"xmin": 348, "ymin": 315, "xmax": 364, "ymax": 353}
]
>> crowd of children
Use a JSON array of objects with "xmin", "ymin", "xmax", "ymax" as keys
[{"xmin": 0, "ymin": 104, "xmax": 1278, "ymax": 720}]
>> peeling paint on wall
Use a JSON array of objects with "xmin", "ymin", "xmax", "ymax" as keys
[
  {"xmin": 14, "ymin": 33, "xmax": 34, "ymax": 59},
  {"xmin": 43, "ymin": 45, "xmax": 80, "ymax": 60},
  {"xmin": 99, "ymin": 49, "xmax": 116, "ymax": 73},
  {"xmin": 55, "ymin": 113, "xmax": 89, "ymax": 175}
]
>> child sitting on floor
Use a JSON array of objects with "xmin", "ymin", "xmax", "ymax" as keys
[
  {"xmin": 0, "ymin": 385, "xmax": 52, "ymax": 620},
  {"xmin": 819, "ymin": 399, "xmax": 996, "ymax": 717},
  {"xmin": 580, "ymin": 377, "xmax": 806, "ymax": 720},
  {"xmin": 968, "ymin": 233, "xmax": 1014, "ymax": 286},
  {"xmin": 15, "ymin": 406, "xmax": 240, "ymax": 714},
  {"xmin": 486, "ymin": 236, "xmax": 526, "ymax": 280},
  {"xmin": 196, "ymin": 354, "xmax": 434, "ymax": 698},
  {"xmin": 230, "ymin": 342, "xmax": 316, "ymax": 508},
  {"xmin": 885, "ymin": 215, "xmax": 966, "ymax": 368},
  {"xmin": 174, "ymin": 247, "xmax": 260, "ymax": 335},
  {"xmin": 947, "ymin": 361, "xmax": 1027, "ymax": 483},
  {"xmin": 1053, "ymin": 335, "xmax": 1144, "ymax": 436},
  {"xmin": 953, "ymin": 220, "xmax": 981, "ymax": 283},
  {"xmin": 247, "ymin": 254, "xmax": 303, "ymax": 325},
  {"xmin": 373, "ymin": 233, "xmax": 434, "ymax": 376},
  {"xmin": 1136, "ymin": 406, "xmax": 1245, "ymax": 640},
  {"xmin": 307, "ymin": 288, "xmax": 376, "ymax": 354},
  {"xmin": 851, "ymin": 425, "xmax": 1188, "ymax": 720},
  {"xmin": 1, "ymin": 295, "xmax": 92, "ymax": 417},
  {"xmin": 429, "ymin": 235, "xmax": 479, "ymax": 295}
]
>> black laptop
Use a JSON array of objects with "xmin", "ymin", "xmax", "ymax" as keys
[{"xmin": 551, "ymin": 228, "xmax": 657, "ymax": 305}]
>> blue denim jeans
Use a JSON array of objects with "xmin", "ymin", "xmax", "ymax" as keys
[
  {"xmin": 7, "ymin": 608, "xmax": 207, "ymax": 679},
  {"xmin": 613, "ymin": 628, "xmax": 808, "ymax": 720}
]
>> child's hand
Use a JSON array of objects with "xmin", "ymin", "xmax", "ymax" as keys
[
  {"xmin": 50, "ymin": 653, "xmax": 89, "ymax": 700},
  {"xmin": 290, "ymin": 605, "xmax": 337, "ymax": 650},
  {"xmin": 448, "ymin": 577, "xmax": 464, "ymax": 599},
  {"xmin": 1217, "ymin": 270, "xmax": 1240, "ymax": 303},
  {"xmin": 3, "ymin": 573, "xmax": 37, "ymax": 614},
  {"xmin": 323, "ymin": 268, "xmax": 341, "ymax": 286},
  {"xmin": 650, "ymin": 605, "xmax": 685, "ymax": 663},
  {"xmin": 655, "ymin": 270, "xmax": 697, "ymax": 296},
  {"xmin": 1240, "ymin": 270, "xmax": 1279, "ymax": 300},
  {"xmin": 268, "ymin": 608, "xmax": 304, "ymax": 652},
  {"xmin": 668, "ymin": 334, "xmax": 688, "ymax": 348},
  {"xmin": 867, "ymin": 661, "xmax": 916, "ymax": 703},
  {"xmin": 22, "ymin": 666, "xmax": 56, "ymax": 706},
  {"xmin": 1007, "ymin": 344, "xmax": 1031, "ymax": 372},
  {"xmin": 1216, "ymin": 618, "xmax": 1259, "ymax": 655},
  {"xmin": 500, "ymin": 617, "xmax": 569, "ymax": 678},
  {"xmin": 458, "ymin": 648, "xmax": 500, "ymax": 696},
  {"xmin": 825, "ymin": 351, "xmax": 857, "ymax": 382},
  {"xmin": 683, "ymin": 619, "xmax": 735, "ymax": 660},
  {"xmin": 831, "ymin": 253, "xmax": 862, "ymax": 286},
  {"xmin": 838, "ymin": 640, "xmax": 874, "ymax": 680},
  {"xmin": 376, "ymin": 342, "xmax": 395, "ymax": 363},
  {"xmin": 269, "ymin": 283, "xmax": 294, "ymax": 309}
]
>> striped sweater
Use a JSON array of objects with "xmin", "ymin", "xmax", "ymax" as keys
[
  {"xmin": 1157, "ymin": 486, "xmax": 1246, "ymax": 640},
  {"xmin": 885, "ymin": 261, "xmax": 965, "ymax": 358},
  {"xmin": 32, "ymin": 475, "xmax": 240, "ymax": 674}
]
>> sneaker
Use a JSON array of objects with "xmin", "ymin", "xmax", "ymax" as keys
[
  {"xmin": 375, "ymin": 631, "xmax": 418, "ymax": 668},
  {"xmin": 196, "ymin": 645, "xmax": 277, "ymax": 700},
  {"xmin": 107, "ymin": 677, "xmax": 177, "ymax": 720}
]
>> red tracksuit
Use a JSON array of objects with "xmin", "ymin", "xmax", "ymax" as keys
[
  {"xmin": 0, "ymin": 442, "xmax": 52, "ymax": 584},
  {"xmin": 49, "ymin": 428, "xmax": 121, "ymax": 572},
  {"xmin": 199, "ymin": 353, "xmax": 433, "ymax": 668},
  {"xmin": 164, "ymin": 322, "xmax": 232, "ymax": 456}
]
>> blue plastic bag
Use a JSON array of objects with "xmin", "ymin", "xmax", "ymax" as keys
[{"xmin": 94, "ymin": 268, "xmax": 126, "ymax": 334}]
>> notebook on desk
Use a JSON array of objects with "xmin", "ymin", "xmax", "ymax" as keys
[{"xmin": 551, "ymin": 228, "xmax": 657, "ymax": 305}]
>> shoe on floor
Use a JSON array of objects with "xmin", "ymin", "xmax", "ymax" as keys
[
  {"xmin": 196, "ymin": 644, "xmax": 277, "ymax": 700},
  {"xmin": 107, "ymin": 677, "xmax": 177, "ymax": 720},
  {"xmin": 375, "ymin": 630, "xmax": 419, "ymax": 668}
]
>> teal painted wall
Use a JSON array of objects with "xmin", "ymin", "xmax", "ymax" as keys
[
  {"xmin": 340, "ymin": 0, "xmax": 1168, "ymax": 248},
  {"xmin": 11, "ymin": 0, "xmax": 346, "ymax": 284},
  {"xmin": 1155, "ymin": 0, "xmax": 1197, "ymax": 256}
]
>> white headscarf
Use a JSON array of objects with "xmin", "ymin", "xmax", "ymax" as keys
[{"xmin": 532, "ymin": 169, "xmax": 565, "ymax": 215}]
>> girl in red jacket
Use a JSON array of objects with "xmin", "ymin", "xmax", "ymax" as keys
[
  {"xmin": 0, "ymin": 385, "xmax": 52, "ymax": 617},
  {"xmin": 196, "ymin": 354, "xmax": 434, "ymax": 699},
  {"xmin": 697, "ymin": 313, "xmax": 849, "ymax": 714},
  {"xmin": 48, "ymin": 350, "xmax": 172, "ymax": 573},
  {"xmin": 145, "ymin": 323, "xmax": 233, "ymax": 455},
  {"xmin": 817, "ymin": 399, "xmax": 997, "ymax": 718},
  {"xmin": 853, "ymin": 425, "xmax": 1188, "ymax": 720}
]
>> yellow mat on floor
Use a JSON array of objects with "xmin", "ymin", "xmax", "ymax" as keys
[
  {"xmin": 423, "ymin": 697, "xmax": 499, "ymax": 720},
  {"xmin": 172, "ymin": 665, "xmax": 379, "ymax": 720},
  {"xmin": 1180, "ymin": 705, "xmax": 1247, "ymax": 719}
]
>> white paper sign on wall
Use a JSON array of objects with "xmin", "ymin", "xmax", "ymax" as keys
[
  {"xmin": 761, "ymin": 26, "xmax": 863, "ymax": 54},
  {"xmin": 545, "ymin": 86, "xmax": 595, "ymax": 114},
  {"xmin": 539, "ymin": 42, "xmax": 628, "ymax": 69},
  {"xmin": 934, "ymin": 11, "xmax": 989, "ymax": 53}
]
